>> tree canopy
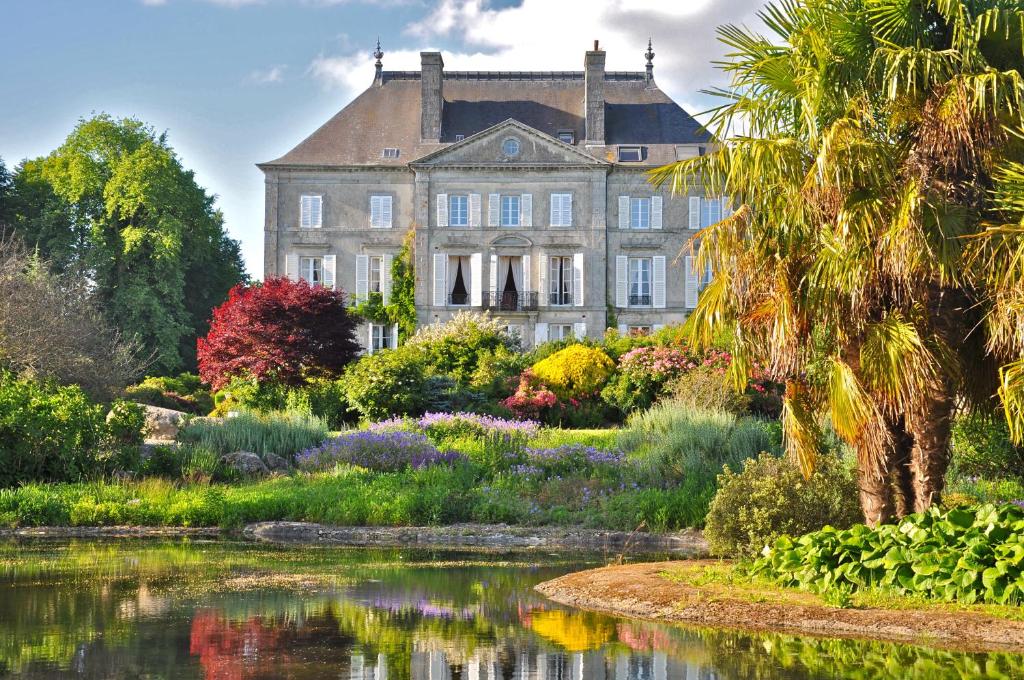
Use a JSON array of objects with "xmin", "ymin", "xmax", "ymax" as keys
[
  {"xmin": 656, "ymin": 0, "xmax": 1024, "ymax": 523},
  {"xmin": 2, "ymin": 115, "xmax": 246, "ymax": 374}
]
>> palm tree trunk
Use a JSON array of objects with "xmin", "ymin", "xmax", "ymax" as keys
[
  {"xmin": 907, "ymin": 382, "xmax": 954, "ymax": 512},
  {"xmin": 889, "ymin": 416, "xmax": 915, "ymax": 518},
  {"xmin": 858, "ymin": 458, "xmax": 893, "ymax": 526}
]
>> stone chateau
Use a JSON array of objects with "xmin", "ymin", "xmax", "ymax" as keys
[{"xmin": 259, "ymin": 41, "xmax": 724, "ymax": 352}]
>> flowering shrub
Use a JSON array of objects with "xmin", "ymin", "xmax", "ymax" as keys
[
  {"xmin": 369, "ymin": 411, "xmax": 539, "ymax": 439},
  {"xmin": 295, "ymin": 431, "xmax": 463, "ymax": 472},
  {"xmin": 531, "ymin": 345, "xmax": 615, "ymax": 401},
  {"xmin": 406, "ymin": 311, "xmax": 519, "ymax": 387},
  {"xmin": 339, "ymin": 346, "xmax": 430, "ymax": 421},
  {"xmin": 514, "ymin": 444, "xmax": 625, "ymax": 478},
  {"xmin": 502, "ymin": 369, "xmax": 560, "ymax": 422}
]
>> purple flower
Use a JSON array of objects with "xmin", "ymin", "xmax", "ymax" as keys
[{"xmin": 296, "ymin": 430, "xmax": 463, "ymax": 473}]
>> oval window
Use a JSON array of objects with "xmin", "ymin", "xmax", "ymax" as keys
[{"xmin": 502, "ymin": 137, "xmax": 521, "ymax": 157}]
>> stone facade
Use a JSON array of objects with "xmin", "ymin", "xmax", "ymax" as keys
[{"xmin": 260, "ymin": 45, "xmax": 720, "ymax": 351}]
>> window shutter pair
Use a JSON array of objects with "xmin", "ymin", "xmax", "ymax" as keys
[
  {"xmin": 355, "ymin": 255, "xmax": 369, "ymax": 301},
  {"xmin": 488, "ymin": 194, "xmax": 500, "ymax": 226},
  {"xmin": 615, "ymin": 256, "xmax": 628, "ymax": 307},
  {"xmin": 534, "ymin": 322, "xmax": 549, "ymax": 347},
  {"xmin": 572, "ymin": 253, "xmax": 584, "ymax": 307},
  {"xmin": 470, "ymin": 253, "xmax": 483, "ymax": 307},
  {"xmin": 652, "ymin": 255, "xmax": 666, "ymax": 308},
  {"xmin": 521, "ymin": 194, "xmax": 533, "ymax": 227},
  {"xmin": 433, "ymin": 254, "xmax": 447, "ymax": 306},
  {"xmin": 537, "ymin": 254, "xmax": 548, "ymax": 307},
  {"xmin": 436, "ymin": 193, "xmax": 448, "ymax": 227},
  {"xmin": 684, "ymin": 256, "xmax": 698, "ymax": 308},
  {"xmin": 300, "ymin": 195, "xmax": 322, "ymax": 229}
]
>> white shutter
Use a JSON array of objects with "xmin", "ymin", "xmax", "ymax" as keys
[
  {"xmin": 381, "ymin": 253, "xmax": 393, "ymax": 304},
  {"xmin": 367, "ymin": 324, "xmax": 375, "ymax": 355},
  {"xmin": 323, "ymin": 254, "xmax": 336, "ymax": 290},
  {"xmin": 433, "ymin": 253, "xmax": 447, "ymax": 306},
  {"xmin": 285, "ymin": 252, "xmax": 299, "ymax": 281},
  {"xmin": 311, "ymin": 196, "xmax": 322, "ymax": 228},
  {"xmin": 573, "ymin": 252, "xmax": 584, "ymax": 307},
  {"xmin": 684, "ymin": 255, "xmax": 698, "ymax": 309},
  {"xmin": 300, "ymin": 196, "xmax": 311, "ymax": 229},
  {"xmin": 489, "ymin": 253, "xmax": 498, "ymax": 293},
  {"xmin": 436, "ymin": 193, "xmax": 448, "ymax": 227},
  {"xmin": 470, "ymin": 252, "xmax": 483, "ymax": 307},
  {"xmin": 653, "ymin": 323, "xmax": 665, "ymax": 332},
  {"xmin": 382, "ymin": 195, "xmax": 393, "ymax": 228},
  {"xmin": 522, "ymin": 254, "xmax": 531, "ymax": 294},
  {"xmin": 618, "ymin": 195, "xmax": 630, "ymax": 229},
  {"xmin": 615, "ymin": 255, "xmax": 628, "ymax": 307},
  {"xmin": 617, "ymin": 323, "xmax": 628, "ymax": 336},
  {"xmin": 521, "ymin": 193, "xmax": 532, "ymax": 227},
  {"xmin": 470, "ymin": 193, "xmax": 481, "ymax": 227},
  {"xmin": 537, "ymin": 254, "xmax": 548, "ymax": 307},
  {"xmin": 370, "ymin": 196, "xmax": 381, "ymax": 227},
  {"xmin": 573, "ymin": 322, "xmax": 587, "ymax": 339},
  {"xmin": 651, "ymin": 195, "xmax": 663, "ymax": 229},
  {"xmin": 652, "ymin": 255, "xmax": 666, "ymax": 308},
  {"xmin": 534, "ymin": 322, "xmax": 549, "ymax": 347},
  {"xmin": 488, "ymin": 193, "xmax": 500, "ymax": 226},
  {"xmin": 550, "ymin": 194, "xmax": 560, "ymax": 226},
  {"xmin": 355, "ymin": 254, "xmax": 369, "ymax": 301},
  {"xmin": 689, "ymin": 196, "xmax": 701, "ymax": 229},
  {"xmin": 564, "ymin": 193, "xmax": 573, "ymax": 226},
  {"xmin": 391, "ymin": 323, "xmax": 399, "ymax": 349}
]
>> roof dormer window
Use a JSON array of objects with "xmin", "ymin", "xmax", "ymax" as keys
[
  {"xmin": 455, "ymin": 134, "xmax": 465, "ymax": 142},
  {"xmin": 557, "ymin": 130, "xmax": 575, "ymax": 145},
  {"xmin": 617, "ymin": 146, "xmax": 643, "ymax": 162},
  {"xmin": 382, "ymin": 147, "xmax": 400, "ymax": 159}
]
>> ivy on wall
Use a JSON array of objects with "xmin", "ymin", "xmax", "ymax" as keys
[{"xmin": 350, "ymin": 228, "xmax": 417, "ymax": 343}]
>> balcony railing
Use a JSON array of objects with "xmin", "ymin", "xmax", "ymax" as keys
[
  {"xmin": 629, "ymin": 294, "xmax": 652, "ymax": 306},
  {"xmin": 482, "ymin": 290, "xmax": 539, "ymax": 312},
  {"xmin": 448, "ymin": 292, "xmax": 471, "ymax": 306}
]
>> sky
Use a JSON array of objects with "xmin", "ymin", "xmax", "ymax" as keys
[{"xmin": 0, "ymin": 0, "xmax": 765, "ymax": 278}]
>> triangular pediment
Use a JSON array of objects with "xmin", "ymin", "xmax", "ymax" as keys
[{"xmin": 410, "ymin": 119, "xmax": 608, "ymax": 167}]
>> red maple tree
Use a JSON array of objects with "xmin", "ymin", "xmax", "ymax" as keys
[{"xmin": 197, "ymin": 277, "xmax": 360, "ymax": 390}]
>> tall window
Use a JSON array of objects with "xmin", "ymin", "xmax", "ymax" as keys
[
  {"xmin": 370, "ymin": 195, "xmax": 392, "ymax": 228},
  {"xmin": 548, "ymin": 324, "xmax": 574, "ymax": 342},
  {"xmin": 300, "ymin": 195, "xmax": 322, "ymax": 229},
  {"xmin": 500, "ymin": 195, "xmax": 521, "ymax": 227},
  {"xmin": 700, "ymin": 197, "xmax": 722, "ymax": 227},
  {"xmin": 549, "ymin": 256, "xmax": 573, "ymax": 305},
  {"xmin": 550, "ymin": 193, "xmax": 572, "ymax": 227},
  {"xmin": 299, "ymin": 256, "xmax": 323, "ymax": 286},
  {"xmin": 371, "ymin": 324, "xmax": 392, "ymax": 352},
  {"xmin": 628, "ymin": 257, "xmax": 651, "ymax": 306},
  {"xmin": 449, "ymin": 195, "xmax": 469, "ymax": 227},
  {"xmin": 368, "ymin": 256, "xmax": 383, "ymax": 295},
  {"xmin": 630, "ymin": 197, "xmax": 651, "ymax": 229}
]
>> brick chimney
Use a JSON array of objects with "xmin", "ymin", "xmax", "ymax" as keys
[
  {"xmin": 584, "ymin": 40, "xmax": 605, "ymax": 145},
  {"xmin": 420, "ymin": 52, "xmax": 444, "ymax": 143}
]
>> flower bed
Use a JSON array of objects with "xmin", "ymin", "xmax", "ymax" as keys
[{"xmin": 296, "ymin": 431, "xmax": 464, "ymax": 473}]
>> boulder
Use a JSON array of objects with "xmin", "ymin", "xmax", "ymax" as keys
[
  {"xmin": 263, "ymin": 453, "xmax": 290, "ymax": 472},
  {"xmin": 135, "ymin": 404, "xmax": 187, "ymax": 441},
  {"xmin": 220, "ymin": 451, "xmax": 270, "ymax": 478}
]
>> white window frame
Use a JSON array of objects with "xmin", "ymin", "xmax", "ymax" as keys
[
  {"xmin": 449, "ymin": 194, "xmax": 469, "ymax": 227},
  {"xmin": 368, "ymin": 255, "xmax": 383, "ymax": 295},
  {"xmin": 550, "ymin": 193, "xmax": 573, "ymax": 227},
  {"xmin": 300, "ymin": 195, "xmax": 322, "ymax": 229},
  {"xmin": 557, "ymin": 130, "xmax": 575, "ymax": 144},
  {"xmin": 548, "ymin": 256, "xmax": 573, "ymax": 306},
  {"xmin": 370, "ymin": 195, "xmax": 392, "ymax": 229},
  {"xmin": 500, "ymin": 195, "xmax": 521, "ymax": 227},
  {"xmin": 371, "ymin": 323, "xmax": 392, "ymax": 352},
  {"xmin": 628, "ymin": 257, "xmax": 652, "ymax": 307},
  {"xmin": 630, "ymin": 197, "xmax": 651, "ymax": 230},
  {"xmin": 617, "ymin": 146, "xmax": 643, "ymax": 162},
  {"xmin": 299, "ymin": 256, "xmax": 323, "ymax": 286},
  {"xmin": 548, "ymin": 324, "xmax": 575, "ymax": 342},
  {"xmin": 455, "ymin": 134, "xmax": 465, "ymax": 142},
  {"xmin": 382, "ymin": 148, "xmax": 400, "ymax": 159},
  {"xmin": 701, "ymin": 197, "xmax": 722, "ymax": 228}
]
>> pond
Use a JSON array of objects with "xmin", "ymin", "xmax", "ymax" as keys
[{"xmin": 0, "ymin": 540, "xmax": 1021, "ymax": 679}]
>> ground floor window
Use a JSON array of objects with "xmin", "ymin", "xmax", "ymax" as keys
[
  {"xmin": 548, "ymin": 324, "xmax": 574, "ymax": 342},
  {"xmin": 370, "ymin": 324, "xmax": 393, "ymax": 352},
  {"xmin": 299, "ymin": 256, "xmax": 323, "ymax": 286},
  {"xmin": 628, "ymin": 325, "xmax": 653, "ymax": 336},
  {"xmin": 628, "ymin": 257, "xmax": 651, "ymax": 306}
]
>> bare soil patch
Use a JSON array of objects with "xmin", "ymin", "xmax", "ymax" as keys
[{"xmin": 536, "ymin": 561, "xmax": 1024, "ymax": 653}]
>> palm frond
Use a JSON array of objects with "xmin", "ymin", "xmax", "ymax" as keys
[
  {"xmin": 782, "ymin": 379, "xmax": 823, "ymax": 477},
  {"xmin": 999, "ymin": 358, "xmax": 1024, "ymax": 443}
]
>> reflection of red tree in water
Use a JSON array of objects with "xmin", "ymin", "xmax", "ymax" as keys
[{"xmin": 190, "ymin": 610, "xmax": 287, "ymax": 680}]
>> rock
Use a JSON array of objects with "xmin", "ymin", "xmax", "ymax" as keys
[
  {"xmin": 135, "ymin": 404, "xmax": 187, "ymax": 441},
  {"xmin": 263, "ymin": 453, "xmax": 290, "ymax": 472},
  {"xmin": 220, "ymin": 451, "xmax": 270, "ymax": 478}
]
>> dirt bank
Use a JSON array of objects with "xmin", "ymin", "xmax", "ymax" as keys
[{"xmin": 536, "ymin": 561, "xmax": 1024, "ymax": 653}]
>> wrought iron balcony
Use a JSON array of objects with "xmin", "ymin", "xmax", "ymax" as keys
[
  {"xmin": 482, "ymin": 290, "xmax": 539, "ymax": 311},
  {"xmin": 629, "ymin": 294, "xmax": 652, "ymax": 306}
]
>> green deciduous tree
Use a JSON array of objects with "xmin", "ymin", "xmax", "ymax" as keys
[
  {"xmin": 4, "ymin": 115, "xmax": 246, "ymax": 374},
  {"xmin": 655, "ymin": 0, "xmax": 1024, "ymax": 524}
]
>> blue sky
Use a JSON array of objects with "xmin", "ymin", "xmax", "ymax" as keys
[{"xmin": 0, "ymin": 0, "xmax": 763, "ymax": 277}]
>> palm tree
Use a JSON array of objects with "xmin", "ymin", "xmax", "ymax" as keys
[{"xmin": 652, "ymin": 0, "xmax": 1024, "ymax": 524}]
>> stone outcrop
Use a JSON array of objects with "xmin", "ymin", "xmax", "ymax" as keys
[
  {"xmin": 219, "ymin": 451, "xmax": 270, "ymax": 477},
  {"xmin": 135, "ymin": 404, "xmax": 187, "ymax": 441}
]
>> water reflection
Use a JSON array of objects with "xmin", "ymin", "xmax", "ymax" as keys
[{"xmin": 0, "ymin": 540, "xmax": 1022, "ymax": 679}]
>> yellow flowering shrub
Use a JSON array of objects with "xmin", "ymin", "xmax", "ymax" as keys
[{"xmin": 531, "ymin": 344, "xmax": 615, "ymax": 400}]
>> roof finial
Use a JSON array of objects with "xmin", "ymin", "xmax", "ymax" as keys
[
  {"xmin": 373, "ymin": 38, "xmax": 384, "ymax": 84},
  {"xmin": 645, "ymin": 38, "xmax": 655, "ymax": 85}
]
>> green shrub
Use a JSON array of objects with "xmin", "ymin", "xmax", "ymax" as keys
[
  {"xmin": 177, "ymin": 411, "xmax": 328, "ymax": 459},
  {"xmin": 339, "ymin": 346, "xmax": 430, "ymax": 421},
  {"xmin": 531, "ymin": 344, "xmax": 615, "ymax": 400},
  {"xmin": 752, "ymin": 503, "xmax": 1024, "ymax": 605},
  {"xmin": 665, "ymin": 365, "xmax": 751, "ymax": 416},
  {"xmin": 704, "ymin": 452, "xmax": 861, "ymax": 557},
  {"xmin": 470, "ymin": 344, "xmax": 528, "ymax": 399},
  {"xmin": 210, "ymin": 374, "xmax": 289, "ymax": 417},
  {"xmin": 124, "ymin": 373, "xmax": 213, "ymax": 415},
  {"xmin": 284, "ymin": 378, "xmax": 351, "ymax": 429},
  {"xmin": 406, "ymin": 311, "xmax": 518, "ymax": 387},
  {"xmin": 949, "ymin": 412, "xmax": 1024, "ymax": 481}
]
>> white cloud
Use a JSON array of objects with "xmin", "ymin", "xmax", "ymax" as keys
[
  {"xmin": 246, "ymin": 65, "xmax": 287, "ymax": 84},
  {"xmin": 312, "ymin": 0, "xmax": 765, "ymax": 117}
]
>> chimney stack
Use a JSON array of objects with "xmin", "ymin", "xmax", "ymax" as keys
[
  {"xmin": 584, "ymin": 41, "xmax": 605, "ymax": 145},
  {"xmin": 420, "ymin": 52, "xmax": 444, "ymax": 143}
]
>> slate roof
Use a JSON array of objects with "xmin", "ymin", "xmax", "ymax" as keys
[{"xmin": 260, "ymin": 71, "xmax": 709, "ymax": 168}]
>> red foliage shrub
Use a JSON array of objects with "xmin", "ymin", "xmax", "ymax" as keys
[{"xmin": 197, "ymin": 277, "xmax": 360, "ymax": 390}]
